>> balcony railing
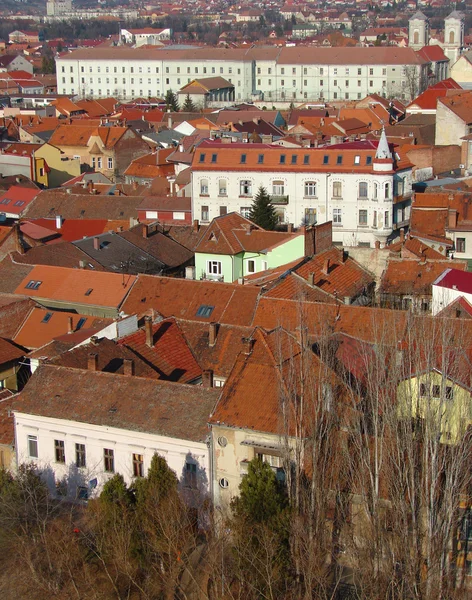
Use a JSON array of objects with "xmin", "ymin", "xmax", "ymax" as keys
[{"xmin": 269, "ymin": 195, "xmax": 289, "ymax": 205}]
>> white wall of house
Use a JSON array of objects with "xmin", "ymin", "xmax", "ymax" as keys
[
  {"xmin": 192, "ymin": 167, "xmax": 412, "ymax": 248},
  {"xmin": 56, "ymin": 53, "xmax": 426, "ymax": 103},
  {"xmin": 15, "ymin": 412, "xmax": 210, "ymax": 500},
  {"xmin": 431, "ymin": 277, "xmax": 472, "ymax": 315}
]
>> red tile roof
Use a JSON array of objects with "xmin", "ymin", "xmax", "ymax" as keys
[
  {"xmin": 0, "ymin": 186, "xmax": 39, "ymax": 215},
  {"xmin": 118, "ymin": 317, "xmax": 201, "ymax": 383},
  {"xmin": 0, "ymin": 337, "xmax": 24, "ymax": 365},
  {"xmin": 15, "ymin": 364, "xmax": 220, "ymax": 442},
  {"xmin": 122, "ymin": 275, "xmax": 260, "ymax": 326},
  {"xmin": 14, "ymin": 265, "xmax": 137, "ymax": 309},
  {"xmin": 380, "ymin": 259, "xmax": 465, "ymax": 296},
  {"xmin": 22, "ymin": 218, "xmax": 112, "ymax": 242}
]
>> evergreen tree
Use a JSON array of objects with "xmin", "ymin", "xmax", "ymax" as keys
[
  {"xmin": 165, "ymin": 89, "xmax": 179, "ymax": 112},
  {"xmin": 231, "ymin": 458, "xmax": 287, "ymax": 524},
  {"xmin": 249, "ymin": 185, "xmax": 278, "ymax": 231},
  {"xmin": 135, "ymin": 453, "xmax": 178, "ymax": 506},
  {"xmin": 182, "ymin": 93, "xmax": 196, "ymax": 112}
]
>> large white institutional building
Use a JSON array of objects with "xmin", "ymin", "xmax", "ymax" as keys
[{"xmin": 56, "ymin": 45, "xmax": 429, "ymax": 103}]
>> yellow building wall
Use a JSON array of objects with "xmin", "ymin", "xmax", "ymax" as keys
[
  {"xmin": 34, "ymin": 157, "xmax": 49, "ymax": 187},
  {"xmin": 35, "ymin": 143, "xmax": 81, "ymax": 187},
  {"xmin": 451, "ymin": 56, "xmax": 472, "ymax": 86},
  {"xmin": 397, "ymin": 372, "xmax": 472, "ymax": 443},
  {"xmin": 0, "ymin": 363, "xmax": 19, "ymax": 392}
]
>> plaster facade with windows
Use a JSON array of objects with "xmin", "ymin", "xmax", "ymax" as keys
[
  {"xmin": 56, "ymin": 46, "xmax": 429, "ymax": 103},
  {"xmin": 192, "ymin": 134, "xmax": 413, "ymax": 248},
  {"xmin": 14, "ymin": 410, "xmax": 211, "ymax": 501}
]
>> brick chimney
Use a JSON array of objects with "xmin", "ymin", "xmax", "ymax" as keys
[
  {"xmin": 132, "ymin": 180, "xmax": 138, "ymax": 191},
  {"xmin": 88, "ymin": 353, "xmax": 98, "ymax": 371},
  {"xmin": 123, "ymin": 358, "xmax": 134, "ymax": 376},
  {"xmin": 13, "ymin": 223, "xmax": 24, "ymax": 255},
  {"xmin": 193, "ymin": 219, "xmax": 199, "ymax": 232},
  {"xmin": 142, "ymin": 223, "xmax": 149, "ymax": 238},
  {"xmin": 209, "ymin": 322, "xmax": 217, "ymax": 347},
  {"xmin": 242, "ymin": 336, "xmax": 254, "ymax": 355},
  {"xmin": 202, "ymin": 369, "xmax": 213, "ymax": 388},
  {"xmin": 287, "ymin": 223, "xmax": 293, "ymax": 233},
  {"xmin": 304, "ymin": 225, "xmax": 316, "ymax": 257},
  {"xmin": 400, "ymin": 228, "xmax": 405, "ymax": 243},
  {"xmin": 144, "ymin": 316, "xmax": 153, "ymax": 348},
  {"xmin": 448, "ymin": 209, "xmax": 457, "ymax": 229},
  {"xmin": 308, "ymin": 272, "xmax": 314, "ymax": 286},
  {"xmin": 87, "ymin": 180, "xmax": 94, "ymax": 194},
  {"xmin": 93, "ymin": 236, "xmax": 100, "ymax": 250},
  {"xmin": 322, "ymin": 258, "xmax": 330, "ymax": 275},
  {"xmin": 68, "ymin": 316, "xmax": 74, "ymax": 333}
]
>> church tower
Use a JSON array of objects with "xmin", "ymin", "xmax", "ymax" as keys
[
  {"xmin": 443, "ymin": 11, "xmax": 464, "ymax": 66},
  {"xmin": 408, "ymin": 11, "xmax": 430, "ymax": 51}
]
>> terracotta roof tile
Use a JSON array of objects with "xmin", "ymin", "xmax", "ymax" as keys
[
  {"xmin": 11, "ymin": 241, "xmax": 104, "ymax": 270},
  {"xmin": 0, "ymin": 255, "xmax": 33, "ymax": 295},
  {"xmin": 15, "ymin": 365, "xmax": 220, "ymax": 443},
  {"xmin": 0, "ymin": 337, "xmax": 24, "ymax": 365},
  {"xmin": 379, "ymin": 259, "xmax": 466, "ymax": 296},
  {"xmin": 14, "ymin": 265, "xmax": 137, "ymax": 310},
  {"xmin": 14, "ymin": 307, "xmax": 112, "ymax": 350},
  {"xmin": 122, "ymin": 275, "xmax": 260, "ymax": 325},
  {"xmin": 118, "ymin": 317, "xmax": 201, "ymax": 383}
]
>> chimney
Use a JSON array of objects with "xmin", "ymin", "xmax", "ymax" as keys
[
  {"xmin": 93, "ymin": 236, "xmax": 100, "ymax": 251},
  {"xmin": 68, "ymin": 316, "xmax": 74, "ymax": 333},
  {"xmin": 322, "ymin": 258, "xmax": 330, "ymax": 275},
  {"xmin": 90, "ymin": 336, "xmax": 99, "ymax": 345},
  {"xmin": 79, "ymin": 260, "xmax": 86, "ymax": 269},
  {"xmin": 399, "ymin": 228, "xmax": 405, "ymax": 243},
  {"xmin": 88, "ymin": 353, "xmax": 98, "ymax": 371},
  {"xmin": 55, "ymin": 215, "xmax": 63, "ymax": 229},
  {"xmin": 13, "ymin": 223, "xmax": 24, "ymax": 255},
  {"xmin": 193, "ymin": 219, "xmax": 199, "ymax": 232},
  {"xmin": 308, "ymin": 272, "xmax": 315, "ymax": 286},
  {"xmin": 142, "ymin": 223, "xmax": 149, "ymax": 238},
  {"xmin": 117, "ymin": 225, "xmax": 123, "ymax": 232},
  {"xmin": 144, "ymin": 315, "xmax": 153, "ymax": 348},
  {"xmin": 375, "ymin": 240, "xmax": 381, "ymax": 250},
  {"xmin": 167, "ymin": 111, "xmax": 172, "ymax": 129},
  {"xmin": 132, "ymin": 180, "xmax": 138, "ymax": 191},
  {"xmin": 448, "ymin": 209, "xmax": 457, "ymax": 229},
  {"xmin": 242, "ymin": 336, "xmax": 254, "ymax": 355},
  {"xmin": 209, "ymin": 322, "xmax": 218, "ymax": 347},
  {"xmin": 287, "ymin": 223, "xmax": 293, "ymax": 233},
  {"xmin": 202, "ymin": 369, "xmax": 214, "ymax": 388},
  {"xmin": 304, "ymin": 225, "xmax": 316, "ymax": 257},
  {"xmin": 88, "ymin": 180, "xmax": 94, "ymax": 194},
  {"xmin": 123, "ymin": 358, "xmax": 135, "ymax": 376}
]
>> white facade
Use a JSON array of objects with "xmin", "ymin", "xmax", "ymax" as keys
[
  {"xmin": 191, "ymin": 140, "xmax": 413, "ymax": 248},
  {"xmin": 431, "ymin": 269, "xmax": 472, "ymax": 315},
  {"xmin": 56, "ymin": 47, "xmax": 428, "ymax": 103},
  {"xmin": 15, "ymin": 412, "xmax": 210, "ymax": 500}
]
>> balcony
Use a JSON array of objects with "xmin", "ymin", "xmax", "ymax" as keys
[{"xmin": 269, "ymin": 195, "xmax": 289, "ymax": 205}]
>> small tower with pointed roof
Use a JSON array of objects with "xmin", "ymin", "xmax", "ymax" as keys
[
  {"xmin": 443, "ymin": 11, "xmax": 464, "ymax": 66},
  {"xmin": 409, "ymin": 11, "xmax": 430, "ymax": 51},
  {"xmin": 373, "ymin": 128, "xmax": 393, "ymax": 173}
]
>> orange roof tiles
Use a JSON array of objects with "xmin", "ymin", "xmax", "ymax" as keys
[
  {"xmin": 122, "ymin": 275, "xmax": 260, "ymax": 326},
  {"xmin": 13, "ymin": 307, "xmax": 112, "ymax": 350},
  {"xmin": 118, "ymin": 317, "xmax": 201, "ymax": 383},
  {"xmin": 379, "ymin": 259, "xmax": 466, "ymax": 296},
  {"xmin": 14, "ymin": 265, "xmax": 137, "ymax": 309},
  {"xmin": 0, "ymin": 337, "xmax": 24, "ymax": 365}
]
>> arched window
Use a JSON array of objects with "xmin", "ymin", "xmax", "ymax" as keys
[
  {"xmin": 413, "ymin": 30, "xmax": 419, "ymax": 45},
  {"xmin": 449, "ymin": 30, "xmax": 455, "ymax": 44},
  {"xmin": 385, "ymin": 182, "xmax": 390, "ymax": 199}
]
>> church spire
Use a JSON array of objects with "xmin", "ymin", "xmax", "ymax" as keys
[{"xmin": 375, "ymin": 127, "xmax": 392, "ymax": 160}]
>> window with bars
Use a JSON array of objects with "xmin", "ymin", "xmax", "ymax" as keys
[
  {"xmin": 75, "ymin": 443, "xmax": 86, "ymax": 468},
  {"xmin": 55, "ymin": 440, "xmax": 65, "ymax": 464},
  {"xmin": 104, "ymin": 448, "xmax": 115, "ymax": 473},
  {"xmin": 133, "ymin": 453, "xmax": 144, "ymax": 477}
]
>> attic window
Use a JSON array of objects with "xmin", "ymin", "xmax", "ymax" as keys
[
  {"xmin": 258, "ymin": 154, "xmax": 264, "ymax": 164},
  {"xmin": 199, "ymin": 153, "xmax": 205, "ymax": 163},
  {"xmin": 80, "ymin": 210, "xmax": 86, "ymax": 215},
  {"xmin": 85, "ymin": 288, "xmax": 93, "ymax": 296},
  {"xmin": 366, "ymin": 156, "xmax": 372, "ymax": 165},
  {"xmin": 336, "ymin": 155, "xmax": 343, "ymax": 165},
  {"xmin": 211, "ymin": 153, "xmax": 217, "ymax": 163},
  {"xmin": 280, "ymin": 154, "xmax": 286, "ymax": 164},
  {"xmin": 76, "ymin": 317, "xmax": 86, "ymax": 330},
  {"xmin": 354, "ymin": 155, "xmax": 360, "ymax": 165},
  {"xmin": 41, "ymin": 312, "xmax": 53, "ymax": 324},
  {"xmin": 196, "ymin": 304, "xmax": 214, "ymax": 318},
  {"xmin": 14, "ymin": 200, "xmax": 25, "ymax": 207},
  {"xmin": 323, "ymin": 155, "xmax": 329, "ymax": 165},
  {"xmin": 25, "ymin": 280, "xmax": 42, "ymax": 290},
  {"xmin": 303, "ymin": 155, "xmax": 310, "ymax": 165},
  {"xmin": 240, "ymin": 154, "xmax": 247, "ymax": 164},
  {"xmin": 0, "ymin": 199, "xmax": 10, "ymax": 205}
]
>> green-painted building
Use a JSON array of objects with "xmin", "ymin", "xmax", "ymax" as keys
[{"xmin": 194, "ymin": 212, "xmax": 305, "ymax": 282}]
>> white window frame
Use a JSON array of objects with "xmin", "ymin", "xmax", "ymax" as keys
[
  {"xmin": 28, "ymin": 435, "xmax": 38, "ymax": 458},
  {"xmin": 246, "ymin": 259, "xmax": 256, "ymax": 274},
  {"xmin": 333, "ymin": 208, "xmax": 342, "ymax": 225},
  {"xmin": 207, "ymin": 260, "xmax": 222, "ymax": 276},
  {"xmin": 304, "ymin": 181, "xmax": 317, "ymax": 197}
]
